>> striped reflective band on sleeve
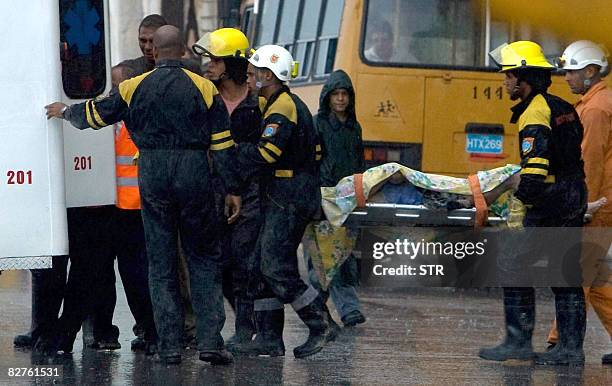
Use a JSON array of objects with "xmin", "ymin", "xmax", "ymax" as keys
[
  {"xmin": 210, "ymin": 130, "xmax": 235, "ymax": 151},
  {"xmin": 211, "ymin": 130, "xmax": 231, "ymax": 141},
  {"xmin": 522, "ymin": 157, "xmax": 549, "ymax": 177},
  {"xmin": 91, "ymin": 101, "xmax": 108, "ymax": 127},
  {"xmin": 210, "ymin": 140, "xmax": 235, "ymax": 150},
  {"xmin": 263, "ymin": 142, "xmax": 282, "ymax": 157},
  {"xmin": 521, "ymin": 167, "xmax": 548, "ymax": 177},
  {"xmin": 527, "ymin": 157, "xmax": 549, "ymax": 166},
  {"xmin": 85, "ymin": 100, "xmax": 107, "ymax": 129},
  {"xmin": 85, "ymin": 101, "xmax": 98, "ymax": 129},
  {"xmin": 258, "ymin": 147, "xmax": 276, "ymax": 163}
]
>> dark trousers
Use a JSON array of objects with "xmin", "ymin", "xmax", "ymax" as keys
[
  {"xmin": 248, "ymin": 199, "xmax": 316, "ymax": 308},
  {"xmin": 501, "ymin": 178, "xmax": 587, "ymax": 341},
  {"xmin": 113, "ymin": 207, "xmax": 156, "ymax": 340},
  {"xmin": 58, "ymin": 206, "xmax": 116, "ymax": 341},
  {"xmin": 228, "ymin": 183, "xmax": 261, "ymax": 300},
  {"xmin": 28, "ymin": 255, "xmax": 69, "ymax": 340},
  {"xmin": 139, "ymin": 150, "xmax": 225, "ymax": 355}
]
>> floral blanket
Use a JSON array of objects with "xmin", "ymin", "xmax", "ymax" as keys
[{"xmin": 305, "ymin": 162, "xmax": 520, "ymax": 289}]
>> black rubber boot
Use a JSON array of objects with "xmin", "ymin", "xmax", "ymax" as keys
[
  {"xmin": 199, "ymin": 348, "xmax": 234, "ymax": 365},
  {"xmin": 91, "ymin": 325, "xmax": 121, "ymax": 350},
  {"xmin": 131, "ymin": 323, "xmax": 148, "ymax": 351},
  {"xmin": 230, "ymin": 308, "xmax": 285, "ymax": 357},
  {"xmin": 15, "ymin": 266, "xmax": 64, "ymax": 348},
  {"xmin": 479, "ymin": 288, "xmax": 535, "ymax": 361},
  {"xmin": 226, "ymin": 299, "xmax": 255, "ymax": 348},
  {"xmin": 293, "ymin": 295, "xmax": 337, "ymax": 359},
  {"xmin": 13, "ymin": 332, "xmax": 33, "ymax": 348},
  {"xmin": 535, "ymin": 292, "xmax": 586, "ymax": 365}
]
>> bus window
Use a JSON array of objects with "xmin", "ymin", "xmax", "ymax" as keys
[
  {"xmin": 256, "ymin": 0, "xmax": 279, "ymax": 46},
  {"xmin": 364, "ymin": 0, "xmax": 483, "ymax": 68},
  {"xmin": 59, "ymin": 0, "xmax": 106, "ymax": 99},
  {"xmin": 294, "ymin": 0, "xmax": 322, "ymax": 78},
  {"xmin": 276, "ymin": 0, "xmax": 300, "ymax": 50},
  {"xmin": 313, "ymin": 0, "xmax": 343, "ymax": 76},
  {"xmin": 363, "ymin": 0, "xmax": 568, "ymax": 70},
  {"xmin": 254, "ymin": 0, "xmax": 344, "ymax": 80},
  {"xmin": 241, "ymin": 6, "xmax": 254, "ymax": 38}
]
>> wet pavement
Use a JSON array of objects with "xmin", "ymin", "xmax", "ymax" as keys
[{"xmin": 1, "ymin": 269, "xmax": 611, "ymax": 385}]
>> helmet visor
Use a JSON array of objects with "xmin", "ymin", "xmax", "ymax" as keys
[
  {"xmin": 489, "ymin": 42, "xmax": 528, "ymax": 71},
  {"xmin": 192, "ymin": 33, "xmax": 214, "ymax": 57}
]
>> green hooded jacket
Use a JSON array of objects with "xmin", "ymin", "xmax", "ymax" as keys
[{"xmin": 314, "ymin": 70, "xmax": 365, "ymax": 187}]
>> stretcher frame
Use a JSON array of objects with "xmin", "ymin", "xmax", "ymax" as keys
[{"xmin": 345, "ymin": 203, "xmax": 506, "ymax": 227}]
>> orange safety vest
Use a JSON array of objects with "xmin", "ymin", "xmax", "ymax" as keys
[{"xmin": 114, "ymin": 122, "xmax": 140, "ymax": 209}]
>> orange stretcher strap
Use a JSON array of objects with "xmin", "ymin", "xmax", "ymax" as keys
[
  {"xmin": 353, "ymin": 173, "xmax": 366, "ymax": 208},
  {"xmin": 468, "ymin": 174, "xmax": 487, "ymax": 227}
]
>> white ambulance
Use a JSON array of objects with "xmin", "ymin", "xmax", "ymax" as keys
[{"xmin": 0, "ymin": 0, "xmax": 115, "ymax": 270}]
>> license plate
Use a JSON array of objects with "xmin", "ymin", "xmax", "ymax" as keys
[{"xmin": 466, "ymin": 133, "xmax": 503, "ymax": 154}]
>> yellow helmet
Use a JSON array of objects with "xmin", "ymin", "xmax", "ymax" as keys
[
  {"xmin": 489, "ymin": 41, "xmax": 554, "ymax": 72},
  {"xmin": 192, "ymin": 28, "xmax": 250, "ymax": 58}
]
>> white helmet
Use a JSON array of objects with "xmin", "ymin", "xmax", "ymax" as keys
[
  {"xmin": 558, "ymin": 40, "xmax": 609, "ymax": 74},
  {"xmin": 248, "ymin": 45, "xmax": 299, "ymax": 82}
]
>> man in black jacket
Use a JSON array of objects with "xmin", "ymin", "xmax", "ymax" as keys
[
  {"xmin": 45, "ymin": 26, "xmax": 241, "ymax": 365},
  {"xmin": 231, "ymin": 45, "xmax": 337, "ymax": 359}
]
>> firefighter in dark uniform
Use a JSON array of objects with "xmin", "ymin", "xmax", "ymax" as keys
[
  {"xmin": 193, "ymin": 28, "xmax": 263, "ymax": 347},
  {"xmin": 45, "ymin": 26, "xmax": 242, "ymax": 365},
  {"xmin": 480, "ymin": 41, "xmax": 587, "ymax": 366},
  {"xmin": 231, "ymin": 45, "xmax": 337, "ymax": 359}
]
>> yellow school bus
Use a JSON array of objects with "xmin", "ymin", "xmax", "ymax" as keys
[{"xmin": 241, "ymin": 0, "xmax": 608, "ymax": 176}]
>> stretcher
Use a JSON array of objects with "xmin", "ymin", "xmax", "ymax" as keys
[
  {"xmin": 305, "ymin": 162, "xmax": 521, "ymax": 289},
  {"xmin": 345, "ymin": 203, "xmax": 507, "ymax": 227}
]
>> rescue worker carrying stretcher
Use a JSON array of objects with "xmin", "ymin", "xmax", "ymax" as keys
[
  {"xmin": 231, "ymin": 45, "xmax": 338, "ymax": 359},
  {"xmin": 480, "ymin": 41, "xmax": 588, "ymax": 366},
  {"xmin": 45, "ymin": 25, "xmax": 242, "ymax": 365}
]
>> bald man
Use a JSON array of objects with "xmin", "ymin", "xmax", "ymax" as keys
[{"xmin": 45, "ymin": 25, "xmax": 242, "ymax": 365}]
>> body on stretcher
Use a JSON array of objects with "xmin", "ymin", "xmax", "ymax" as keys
[{"xmin": 321, "ymin": 162, "xmax": 521, "ymax": 228}]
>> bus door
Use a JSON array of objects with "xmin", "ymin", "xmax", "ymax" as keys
[
  {"xmin": 0, "ymin": 0, "xmax": 68, "ymax": 269},
  {"xmin": 60, "ymin": 0, "xmax": 115, "ymax": 207}
]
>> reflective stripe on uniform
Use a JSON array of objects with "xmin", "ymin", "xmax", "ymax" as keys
[
  {"xmin": 117, "ymin": 177, "xmax": 139, "ymax": 187},
  {"xmin": 259, "ymin": 147, "xmax": 276, "ymax": 163},
  {"xmin": 527, "ymin": 157, "xmax": 549, "ymax": 166},
  {"xmin": 116, "ymin": 156, "xmax": 135, "ymax": 165},
  {"xmin": 254, "ymin": 297, "xmax": 284, "ymax": 311},
  {"xmin": 264, "ymin": 142, "xmax": 282, "ymax": 157},
  {"xmin": 91, "ymin": 101, "xmax": 108, "ymax": 127},
  {"xmin": 210, "ymin": 139, "xmax": 235, "ymax": 151},
  {"xmin": 274, "ymin": 169, "xmax": 293, "ymax": 178},
  {"xmin": 85, "ymin": 101, "xmax": 99, "ymax": 129},
  {"xmin": 211, "ymin": 130, "xmax": 232, "ymax": 141},
  {"xmin": 291, "ymin": 285, "xmax": 319, "ymax": 311},
  {"xmin": 545, "ymin": 175, "xmax": 556, "ymax": 183},
  {"xmin": 521, "ymin": 167, "xmax": 548, "ymax": 177}
]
